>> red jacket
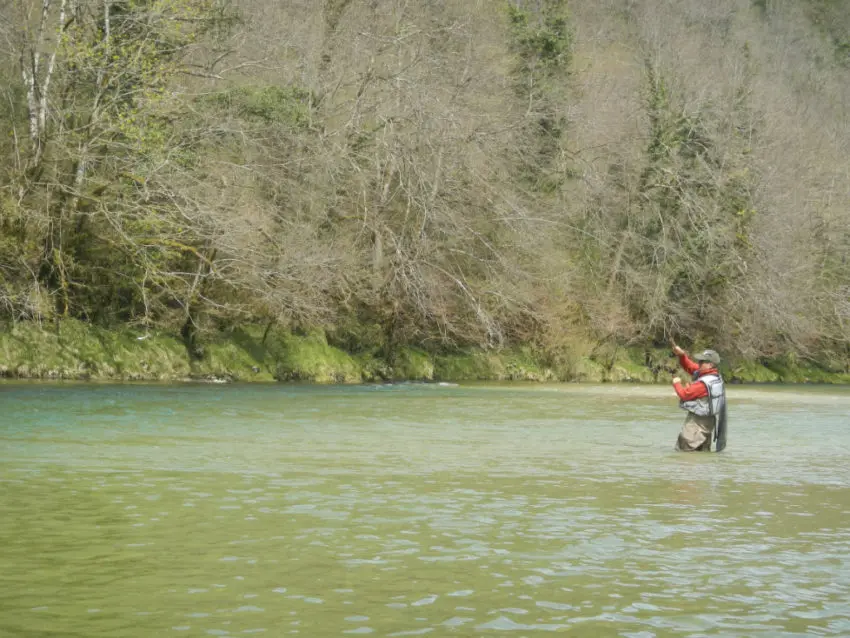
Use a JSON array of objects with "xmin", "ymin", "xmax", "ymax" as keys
[{"xmin": 673, "ymin": 353, "xmax": 718, "ymax": 401}]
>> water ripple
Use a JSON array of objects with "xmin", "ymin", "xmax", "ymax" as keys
[{"xmin": 1, "ymin": 383, "xmax": 850, "ymax": 636}]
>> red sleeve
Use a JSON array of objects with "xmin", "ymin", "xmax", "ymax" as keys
[
  {"xmin": 673, "ymin": 379, "xmax": 708, "ymax": 401},
  {"xmin": 679, "ymin": 353, "xmax": 699, "ymax": 375}
]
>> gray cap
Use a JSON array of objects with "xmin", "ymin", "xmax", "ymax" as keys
[{"xmin": 695, "ymin": 349, "xmax": 720, "ymax": 365}]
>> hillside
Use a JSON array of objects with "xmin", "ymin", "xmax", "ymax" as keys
[{"xmin": 1, "ymin": 0, "xmax": 848, "ymax": 377}]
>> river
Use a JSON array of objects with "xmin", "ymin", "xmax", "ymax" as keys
[{"xmin": 1, "ymin": 382, "xmax": 849, "ymax": 637}]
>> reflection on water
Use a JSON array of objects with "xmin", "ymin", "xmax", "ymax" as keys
[{"xmin": 1, "ymin": 383, "xmax": 850, "ymax": 636}]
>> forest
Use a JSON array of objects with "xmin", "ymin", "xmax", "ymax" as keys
[{"xmin": 1, "ymin": 0, "xmax": 848, "ymax": 381}]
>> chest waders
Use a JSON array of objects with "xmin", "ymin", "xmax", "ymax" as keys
[{"xmin": 680, "ymin": 372, "xmax": 728, "ymax": 452}]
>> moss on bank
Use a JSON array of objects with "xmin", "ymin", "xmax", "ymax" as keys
[
  {"xmin": 0, "ymin": 320, "xmax": 190, "ymax": 381},
  {"xmin": 1, "ymin": 320, "xmax": 849, "ymax": 384}
]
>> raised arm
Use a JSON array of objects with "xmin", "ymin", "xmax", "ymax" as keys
[
  {"xmin": 670, "ymin": 340, "xmax": 699, "ymax": 375},
  {"xmin": 677, "ymin": 352, "xmax": 699, "ymax": 375}
]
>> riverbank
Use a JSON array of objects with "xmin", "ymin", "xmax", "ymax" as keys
[{"xmin": 1, "ymin": 320, "xmax": 848, "ymax": 384}]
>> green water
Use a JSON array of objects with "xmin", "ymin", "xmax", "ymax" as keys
[{"xmin": 1, "ymin": 383, "xmax": 850, "ymax": 637}]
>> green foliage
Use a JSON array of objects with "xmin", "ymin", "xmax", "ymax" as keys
[
  {"xmin": 728, "ymin": 359, "xmax": 780, "ymax": 383},
  {"xmin": 203, "ymin": 86, "xmax": 312, "ymax": 126},
  {"xmin": 587, "ymin": 343, "xmax": 658, "ymax": 383},
  {"xmin": 4, "ymin": 319, "xmax": 850, "ymax": 384},
  {"xmin": 434, "ymin": 348, "xmax": 553, "ymax": 381},
  {"xmin": 194, "ymin": 339, "xmax": 275, "ymax": 381},
  {"xmin": 390, "ymin": 347, "xmax": 434, "ymax": 381},
  {"xmin": 622, "ymin": 59, "xmax": 758, "ymax": 336},
  {"xmin": 803, "ymin": 0, "xmax": 850, "ymax": 65},
  {"xmin": 433, "ymin": 351, "xmax": 502, "ymax": 381},
  {"xmin": 0, "ymin": 0, "xmax": 245, "ymax": 324},
  {"xmin": 0, "ymin": 319, "xmax": 190, "ymax": 380},
  {"xmin": 606, "ymin": 357, "xmax": 657, "ymax": 383},
  {"xmin": 0, "ymin": 322, "xmax": 365, "ymax": 383},
  {"xmin": 507, "ymin": 0, "xmax": 572, "ymax": 77},
  {"xmin": 506, "ymin": 0, "xmax": 572, "ymax": 191},
  {"xmin": 271, "ymin": 330, "xmax": 362, "ymax": 383},
  {"xmin": 762, "ymin": 353, "xmax": 850, "ymax": 384},
  {"xmin": 326, "ymin": 315, "xmax": 388, "ymax": 356}
]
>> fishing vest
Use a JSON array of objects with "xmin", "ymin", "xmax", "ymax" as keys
[{"xmin": 680, "ymin": 373, "xmax": 726, "ymax": 418}]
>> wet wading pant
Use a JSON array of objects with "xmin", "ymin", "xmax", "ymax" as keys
[{"xmin": 676, "ymin": 412, "xmax": 716, "ymax": 452}]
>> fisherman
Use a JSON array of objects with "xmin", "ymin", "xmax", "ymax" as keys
[{"xmin": 670, "ymin": 342, "xmax": 727, "ymax": 452}]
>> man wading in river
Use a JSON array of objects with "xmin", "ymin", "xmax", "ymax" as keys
[{"xmin": 670, "ymin": 343, "xmax": 728, "ymax": 452}]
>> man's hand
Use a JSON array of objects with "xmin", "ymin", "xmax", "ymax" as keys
[
  {"xmin": 670, "ymin": 339, "xmax": 685, "ymax": 357},
  {"xmin": 672, "ymin": 376, "xmax": 682, "ymax": 385}
]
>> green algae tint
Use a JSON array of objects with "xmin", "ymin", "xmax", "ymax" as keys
[{"xmin": 2, "ymin": 382, "xmax": 850, "ymax": 637}]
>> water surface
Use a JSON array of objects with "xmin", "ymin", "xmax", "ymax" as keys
[{"xmin": 1, "ymin": 382, "xmax": 849, "ymax": 637}]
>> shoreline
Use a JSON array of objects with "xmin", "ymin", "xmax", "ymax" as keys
[{"xmin": 2, "ymin": 320, "xmax": 849, "ymax": 385}]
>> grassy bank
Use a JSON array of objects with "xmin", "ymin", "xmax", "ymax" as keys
[{"xmin": 1, "ymin": 320, "xmax": 849, "ymax": 384}]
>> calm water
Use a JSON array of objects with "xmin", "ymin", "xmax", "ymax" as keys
[{"xmin": 1, "ymin": 382, "xmax": 850, "ymax": 637}]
